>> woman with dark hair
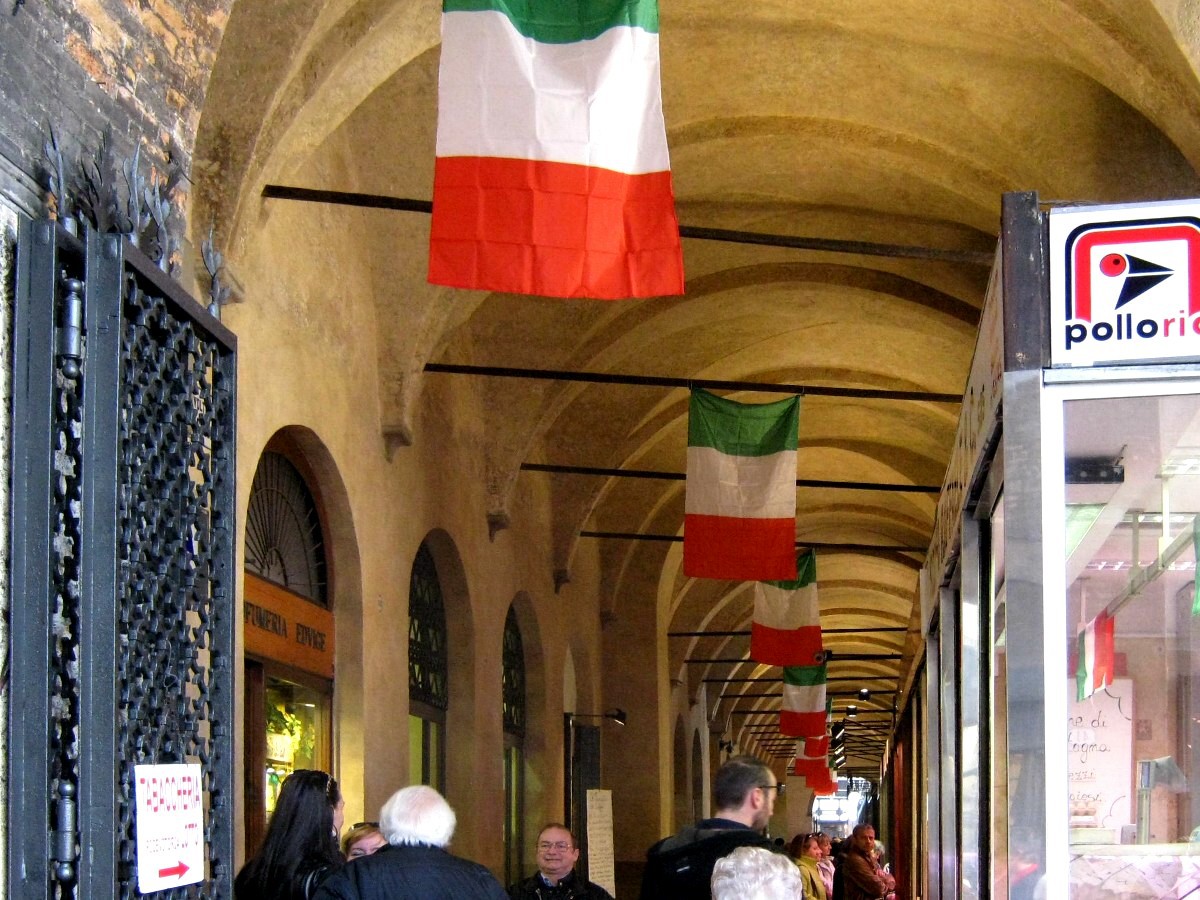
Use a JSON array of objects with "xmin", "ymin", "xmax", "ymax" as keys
[{"xmin": 235, "ymin": 769, "xmax": 345, "ymax": 900}]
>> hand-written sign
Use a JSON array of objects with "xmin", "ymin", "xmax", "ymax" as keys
[
  {"xmin": 1067, "ymin": 678, "xmax": 1133, "ymax": 829},
  {"xmin": 134, "ymin": 763, "xmax": 205, "ymax": 893},
  {"xmin": 586, "ymin": 789, "xmax": 617, "ymax": 897},
  {"xmin": 244, "ymin": 573, "xmax": 335, "ymax": 678}
]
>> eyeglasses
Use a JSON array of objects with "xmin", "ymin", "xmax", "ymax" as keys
[
  {"xmin": 538, "ymin": 841, "xmax": 573, "ymax": 851},
  {"xmin": 759, "ymin": 783, "xmax": 786, "ymax": 796}
]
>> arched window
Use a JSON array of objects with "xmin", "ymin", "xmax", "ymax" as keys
[
  {"xmin": 408, "ymin": 543, "xmax": 448, "ymax": 790},
  {"xmin": 502, "ymin": 606, "xmax": 526, "ymax": 884},
  {"xmin": 245, "ymin": 452, "xmax": 327, "ymax": 605}
]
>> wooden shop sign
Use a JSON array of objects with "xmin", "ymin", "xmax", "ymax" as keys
[{"xmin": 244, "ymin": 573, "xmax": 334, "ymax": 679}]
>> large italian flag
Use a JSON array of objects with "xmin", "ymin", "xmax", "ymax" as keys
[
  {"xmin": 751, "ymin": 550, "xmax": 823, "ymax": 666},
  {"xmin": 684, "ymin": 390, "xmax": 800, "ymax": 581},
  {"xmin": 780, "ymin": 663, "xmax": 827, "ymax": 737},
  {"xmin": 430, "ymin": 0, "xmax": 685, "ymax": 299}
]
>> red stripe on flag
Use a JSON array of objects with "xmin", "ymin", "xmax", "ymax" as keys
[
  {"xmin": 804, "ymin": 735, "xmax": 830, "ymax": 758},
  {"xmin": 779, "ymin": 709, "xmax": 827, "ymax": 737},
  {"xmin": 429, "ymin": 156, "xmax": 684, "ymax": 299},
  {"xmin": 684, "ymin": 513, "xmax": 797, "ymax": 581},
  {"xmin": 806, "ymin": 768, "xmax": 838, "ymax": 795},
  {"xmin": 793, "ymin": 756, "xmax": 828, "ymax": 777},
  {"xmin": 751, "ymin": 621, "xmax": 825, "ymax": 667},
  {"xmin": 1095, "ymin": 610, "xmax": 1115, "ymax": 691}
]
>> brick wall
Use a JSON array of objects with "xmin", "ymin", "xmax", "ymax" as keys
[{"xmin": 0, "ymin": 0, "xmax": 231, "ymax": 213}]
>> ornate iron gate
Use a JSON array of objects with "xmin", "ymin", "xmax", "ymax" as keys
[{"xmin": 9, "ymin": 219, "xmax": 236, "ymax": 898}]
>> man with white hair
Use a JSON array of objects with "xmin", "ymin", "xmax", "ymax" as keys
[
  {"xmin": 710, "ymin": 846, "xmax": 807, "ymax": 900},
  {"xmin": 314, "ymin": 785, "xmax": 508, "ymax": 899}
]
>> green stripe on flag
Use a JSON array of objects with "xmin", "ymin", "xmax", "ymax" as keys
[
  {"xmin": 443, "ymin": 0, "xmax": 660, "ymax": 42},
  {"xmin": 762, "ymin": 550, "xmax": 816, "ymax": 591},
  {"xmin": 783, "ymin": 663, "xmax": 827, "ymax": 687},
  {"xmin": 688, "ymin": 389, "xmax": 800, "ymax": 457}
]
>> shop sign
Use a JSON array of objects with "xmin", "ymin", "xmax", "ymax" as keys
[
  {"xmin": 134, "ymin": 763, "xmax": 205, "ymax": 893},
  {"xmin": 244, "ymin": 573, "xmax": 335, "ymax": 678},
  {"xmin": 1050, "ymin": 199, "xmax": 1200, "ymax": 367}
]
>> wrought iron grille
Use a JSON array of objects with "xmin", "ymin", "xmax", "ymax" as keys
[
  {"xmin": 244, "ymin": 452, "xmax": 327, "ymax": 604},
  {"xmin": 501, "ymin": 607, "xmax": 526, "ymax": 737},
  {"xmin": 408, "ymin": 544, "xmax": 448, "ymax": 711},
  {"xmin": 9, "ymin": 220, "xmax": 236, "ymax": 899}
]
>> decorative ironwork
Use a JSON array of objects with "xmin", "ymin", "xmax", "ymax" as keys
[
  {"xmin": 244, "ymin": 452, "xmax": 327, "ymax": 606},
  {"xmin": 408, "ymin": 545, "xmax": 448, "ymax": 711},
  {"xmin": 501, "ymin": 607, "xmax": 526, "ymax": 737},
  {"xmin": 9, "ymin": 219, "xmax": 236, "ymax": 899}
]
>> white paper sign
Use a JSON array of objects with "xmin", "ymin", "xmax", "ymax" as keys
[
  {"xmin": 586, "ymin": 789, "xmax": 617, "ymax": 897},
  {"xmin": 134, "ymin": 763, "xmax": 205, "ymax": 893},
  {"xmin": 1067, "ymin": 678, "xmax": 1133, "ymax": 829}
]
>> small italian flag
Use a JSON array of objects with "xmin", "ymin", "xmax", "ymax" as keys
[
  {"xmin": 792, "ymin": 734, "xmax": 829, "ymax": 778},
  {"xmin": 751, "ymin": 550, "xmax": 823, "ymax": 666},
  {"xmin": 1076, "ymin": 609, "xmax": 1115, "ymax": 702},
  {"xmin": 780, "ymin": 663, "xmax": 827, "ymax": 737},
  {"xmin": 430, "ymin": 0, "xmax": 685, "ymax": 299},
  {"xmin": 684, "ymin": 390, "xmax": 800, "ymax": 582}
]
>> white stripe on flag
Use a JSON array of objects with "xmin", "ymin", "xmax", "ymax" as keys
[
  {"xmin": 685, "ymin": 445, "xmax": 797, "ymax": 518},
  {"xmin": 754, "ymin": 580, "xmax": 819, "ymax": 631},
  {"xmin": 437, "ymin": 10, "xmax": 671, "ymax": 173}
]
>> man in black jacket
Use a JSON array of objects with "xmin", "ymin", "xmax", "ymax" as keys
[
  {"xmin": 639, "ymin": 755, "xmax": 783, "ymax": 898},
  {"xmin": 314, "ymin": 785, "xmax": 507, "ymax": 900},
  {"xmin": 507, "ymin": 823, "xmax": 613, "ymax": 899}
]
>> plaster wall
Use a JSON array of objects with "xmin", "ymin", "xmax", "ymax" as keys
[{"xmin": 225, "ymin": 184, "xmax": 610, "ymax": 873}]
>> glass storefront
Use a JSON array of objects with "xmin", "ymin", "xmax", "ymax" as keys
[
  {"xmin": 1060, "ymin": 386, "xmax": 1200, "ymax": 897},
  {"xmin": 264, "ymin": 676, "xmax": 331, "ymax": 817}
]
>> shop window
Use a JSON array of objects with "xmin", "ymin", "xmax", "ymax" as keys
[
  {"xmin": 1062, "ymin": 392, "xmax": 1200, "ymax": 897},
  {"xmin": 502, "ymin": 607, "xmax": 526, "ymax": 885},
  {"xmin": 409, "ymin": 544, "xmax": 448, "ymax": 790},
  {"xmin": 242, "ymin": 450, "xmax": 334, "ymax": 856}
]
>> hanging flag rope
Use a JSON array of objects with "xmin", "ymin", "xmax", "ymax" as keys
[
  {"xmin": 752, "ymin": 550, "xmax": 823, "ymax": 666},
  {"xmin": 429, "ymin": 0, "xmax": 685, "ymax": 299},
  {"xmin": 685, "ymin": 389, "xmax": 800, "ymax": 581}
]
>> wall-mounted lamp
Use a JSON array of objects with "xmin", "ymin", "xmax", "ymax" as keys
[{"xmin": 567, "ymin": 708, "xmax": 627, "ymax": 726}]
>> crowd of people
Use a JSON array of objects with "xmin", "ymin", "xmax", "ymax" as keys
[{"xmin": 233, "ymin": 759, "xmax": 897, "ymax": 900}]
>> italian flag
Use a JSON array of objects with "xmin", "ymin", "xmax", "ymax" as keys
[
  {"xmin": 751, "ymin": 550, "xmax": 823, "ymax": 666},
  {"xmin": 429, "ymin": 0, "xmax": 685, "ymax": 299},
  {"xmin": 792, "ymin": 734, "xmax": 829, "ymax": 777},
  {"xmin": 807, "ymin": 766, "xmax": 838, "ymax": 795},
  {"xmin": 684, "ymin": 390, "xmax": 800, "ymax": 581},
  {"xmin": 1076, "ymin": 609, "xmax": 1115, "ymax": 702},
  {"xmin": 780, "ymin": 663, "xmax": 827, "ymax": 737}
]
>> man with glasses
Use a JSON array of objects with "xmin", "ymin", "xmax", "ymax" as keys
[
  {"xmin": 639, "ymin": 755, "xmax": 785, "ymax": 898},
  {"xmin": 507, "ymin": 823, "xmax": 614, "ymax": 900}
]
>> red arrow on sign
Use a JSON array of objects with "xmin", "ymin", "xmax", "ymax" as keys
[{"xmin": 158, "ymin": 861, "xmax": 190, "ymax": 879}]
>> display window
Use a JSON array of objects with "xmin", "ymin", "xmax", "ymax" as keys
[{"xmin": 1060, "ymin": 386, "xmax": 1200, "ymax": 897}]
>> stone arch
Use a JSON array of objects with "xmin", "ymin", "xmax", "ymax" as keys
[
  {"xmin": 672, "ymin": 716, "xmax": 689, "ymax": 831},
  {"xmin": 505, "ymin": 591, "xmax": 548, "ymax": 873},
  {"xmin": 243, "ymin": 425, "xmax": 366, "ymax": 827},
  {"xmin": 413, "ymin": 528, "xmax": 476, "ymax": 823},
  {"xmin": 691, "ymin": 729, "xmax": 705, "ymax": 822}
]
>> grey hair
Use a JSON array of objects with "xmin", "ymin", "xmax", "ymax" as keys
[
  {"xmin": 379, "ymin": 785, "xmax": 457, "ymax": 848},
  {"xmin": 711, "ymin": 847, "xmax": 804, "ymax": 900}
]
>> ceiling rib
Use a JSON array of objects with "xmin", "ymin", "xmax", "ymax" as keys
[
  {"xmin": 522, "ymin": 462, "xmax": 940, "ymax": 493},
  {"xmin": 261, "ymin": 184, "xmax": 994, "ymax": 265},
  {"xmin": 425, "ymin": 362, "xmax": 962, "ymax": 403}
]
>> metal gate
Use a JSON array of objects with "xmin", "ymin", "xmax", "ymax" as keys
[{"xmin": 8, "ymin": 219, "xmax": 236, "ymax": 898}]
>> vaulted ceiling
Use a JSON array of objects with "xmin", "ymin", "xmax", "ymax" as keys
[{"xmin": 194, "ymin": 0, "xmax": 1200, "ymax": 777}]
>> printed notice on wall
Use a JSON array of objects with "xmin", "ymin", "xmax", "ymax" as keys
[
  {"xmin": 134, "ymin": 763, "xmax": 205, "ymax": 893},
  {"xmin": 586, "ymin": 789, "xmax": 617, "ymax": 897},
  {"xmin": 1068, "ymin": 678, "xmax": 1133, "ymax": 830}
]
